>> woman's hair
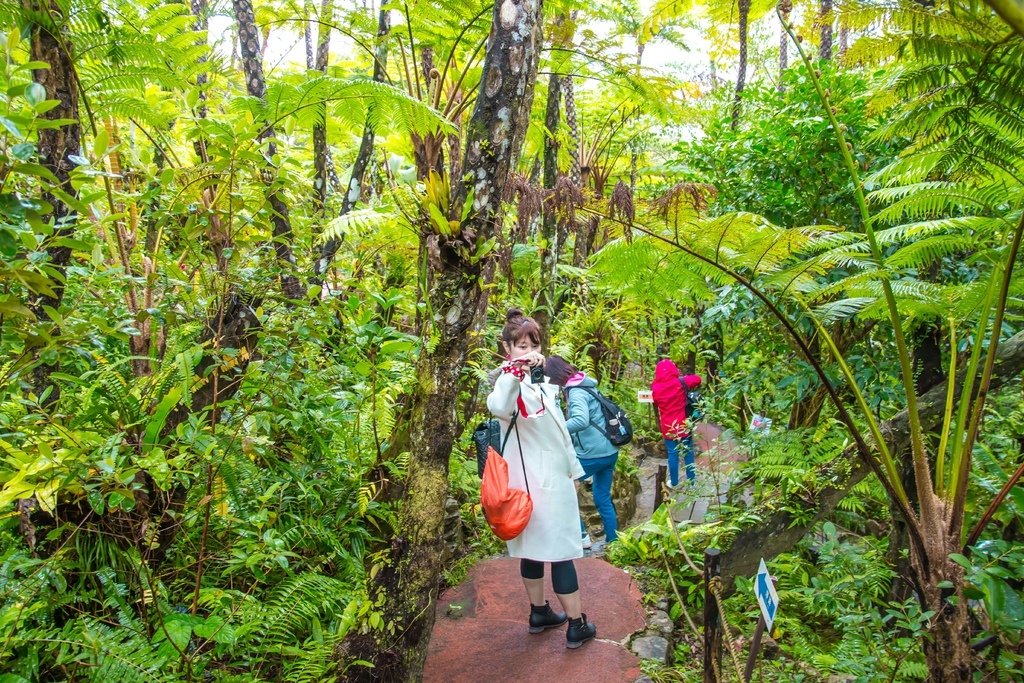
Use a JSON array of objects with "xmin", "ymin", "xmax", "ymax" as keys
[
  {"xmin": 500, "ymin": 308, "xmax": 541, "ymax": 348},
  {"xmin": 545, "ymin": 355, "xmax": 579, "ymax": 386}
]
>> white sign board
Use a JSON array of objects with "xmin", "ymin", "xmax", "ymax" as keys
[
  {"xmin": 637, "ymin": 390, "xmax": 654, "ymax": 404},
  {"xmin": 755, "ymin": 558, "xmax": 779, "ymax": 631}
]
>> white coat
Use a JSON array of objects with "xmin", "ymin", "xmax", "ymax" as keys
[{"xmin": 487, "ymin": 368, "xmax": 586, "ymax": 562}]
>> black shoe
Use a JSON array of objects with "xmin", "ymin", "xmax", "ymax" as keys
[
  {"xmin": 529, "ymin": 601, "xmax": 568, "ymax": 634},
  {"xmin": 566, "ymin": 613, "xmax": 597, "ymax": 648}
]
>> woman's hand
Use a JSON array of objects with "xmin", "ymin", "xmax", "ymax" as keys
[{"xmin": 513, "ymin": 351, "xmax": 546, "ymax": 368}]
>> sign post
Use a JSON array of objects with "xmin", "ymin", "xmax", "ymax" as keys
[
  {"xmin": 744, "ymin": 559, "xmax": 779, "ymax": 682},
  {"xmin": 638, "ymin": 389, "xmax": 655, "ymax": 434},
  {"xmin": 755, "ymin": 558, "xmax": 779, "ymax": 630}
]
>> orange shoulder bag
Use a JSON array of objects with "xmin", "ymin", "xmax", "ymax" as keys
[{"xmin": 480, "ymin": 407, "xmax": 533, "ymax": 541}]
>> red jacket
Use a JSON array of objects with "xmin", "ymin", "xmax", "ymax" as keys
[{"xmin": 651, "ymin": 359, "xmax": 701, "ymax": 439}]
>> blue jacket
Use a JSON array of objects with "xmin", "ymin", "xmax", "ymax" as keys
[{"xmin": 563, "ymin": 377, "xmax": 619, "ymax": 460}]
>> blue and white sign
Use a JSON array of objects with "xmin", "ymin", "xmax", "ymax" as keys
[{"xmin": 756, "ymin": 558, "xmax": 779, "ymax": 631}]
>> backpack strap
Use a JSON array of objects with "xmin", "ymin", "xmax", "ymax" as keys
[{"xmin": 568, "ymin": 386, "xmax": 613, "ymax": 434}]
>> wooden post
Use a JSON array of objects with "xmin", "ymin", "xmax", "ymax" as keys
[
  {"xmin": 653, "ymin": 464, "xmax": 667, "ymax": 512},
  {"xmin": 703, "ymin": 548, "xmax": 722, "ymax": 683},
  {"xmin": 744, "ymin": 575, "xmax": 776, "ymax": 682},
  {"xmin": 743, "ymin": 614, "xmax": 765, "ymax": 682}
]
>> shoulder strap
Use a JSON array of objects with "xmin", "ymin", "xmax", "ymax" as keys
[
  {"xmin": 570, "ymin": 386, "xmax": 614, "ymax": 433},
  {"xmin": 499, "ymin": 390, "xmax": 530, "ymax": 497}
]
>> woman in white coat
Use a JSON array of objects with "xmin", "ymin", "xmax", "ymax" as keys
[{"xmin": 487, "ymin": 308, "xmax": 598, "ymax": 649}]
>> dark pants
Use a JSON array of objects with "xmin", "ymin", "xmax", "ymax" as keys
[
  {"xmin": 578, "ymin": 453, "xmax": 619, "ymax": 542},
  {"xmin": 520, "ymin": 559, "xmax": 579, "ymax": 594}
]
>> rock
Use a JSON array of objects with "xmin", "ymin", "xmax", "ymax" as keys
[
  {"xmin": 443, "ymin": 497, "xmax": 463, "ymax": 552},
  {"xmin": 580, "ymin": 467, "xmax": 642, "ymax": 532},
  {"xmin": 635, "ymin": 677, "xmax": 655, "ymax": 683},
  {"xmin": 631, "ymin": 635, "xmax": 671, "ymax": 664},
  {"xmin": 763, "ymin": 634, "xmax": 780, "ymax": 659},
  {"xmin": 648, "ymin": 610, "xmax": 673, "ymax": 637},
  {"xmin": 656, "ymin": 599, "xmax": 669, "ymax": 611}
]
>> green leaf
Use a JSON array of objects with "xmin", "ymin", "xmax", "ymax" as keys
[
  {"xmin": 142, "ymin": 387, "xmax": 183, "ymax": 453},
  {"xmin": 13, "ymin": 163, "xmax": 59, "ymax": 184},
  {"xmin": 87, "ymin": 489, "xmax": 106, "ymax": 515},
  {"xmin": 0, "ymin": 117, "xmax": 22, "ymax": 139},
  {"xmin": 0, "ymin": 297, "xmax": 35, "ymax": 318},
  {"xmin": 428, "ymin": 203, "xmax": 449, "ymax": 235},
  {"xmin": 948, "ymin": 553, "xmax": 973, "ymax": 570},
  {"xmin": 462, "ymin": 187, "xmax": 475, "ymax": 221},
  {"xmin": 23, "ymin": 83, "xmax": 45, "ymax": 108},
  {"xmin": 93, "ymin": 128, "xmax": 109, "ymax": 159},
  {"xmin": 163, "ymin": 616, "xmax": 193, "ymax": 651}
]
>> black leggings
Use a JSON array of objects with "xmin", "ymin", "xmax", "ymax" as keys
[{"xmin": 520, "ymin": 559, "xmax": 579, "ymax": 594}]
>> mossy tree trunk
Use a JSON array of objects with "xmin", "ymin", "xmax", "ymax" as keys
[{"xmin": 342, "ymin": 2, "xmax": 545, "ymax": 681}]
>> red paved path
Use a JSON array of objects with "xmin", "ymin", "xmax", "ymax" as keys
[{"xmin": 423, "ymin": 557, "xmax": 647, "ymax": 683}]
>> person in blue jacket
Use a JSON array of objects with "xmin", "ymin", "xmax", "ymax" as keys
[{"xmin": 546, "ymin": 356, "xmax": 619, "ymax": 547}]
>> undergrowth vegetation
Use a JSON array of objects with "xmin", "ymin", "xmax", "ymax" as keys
[{"xmin": 1, "ymin": 0, "xmax": 1024, "ymax": 681}]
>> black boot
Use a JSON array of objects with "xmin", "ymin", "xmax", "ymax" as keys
[
  {"xmin": 566, "ymin": 613, "xmax": 597, "ymax": 648},
  {"xmin": 529, "ymin": 601, "xmax": 568, "ymax": 634}
]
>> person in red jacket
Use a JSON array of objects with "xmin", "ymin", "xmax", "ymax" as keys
[{"xmin": 651, "ymin": 359, "xmax": 702, "ymax": 486}]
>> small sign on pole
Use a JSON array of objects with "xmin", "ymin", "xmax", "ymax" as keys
[
  {"xmin": 638, "ymin": 389, "xmax": 654, "ymax": 404},
  {"xmin": 755, "ymin": 558, "xmax": 779, "ymax": 631}
]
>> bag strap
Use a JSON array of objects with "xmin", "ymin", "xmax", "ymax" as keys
[{"xmin": 499, "ymin": 390, "xmax": 530, "ymax": 497}]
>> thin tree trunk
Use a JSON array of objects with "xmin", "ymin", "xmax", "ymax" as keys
[
  {"xmin": 343, "ymin": 2, "xmax": 545, "ymax": 680},
  {"xmin": 304, "ymin": 1, "xmax": 315, "ymax": 70},
  {"xmin": 25, "ymin": 0, "xmax": 81, "ymax": 403},
  {"xmin": 314, "ymin": 8, "xmax": 390, "ymax": 281},
  {"xmin": 535, "ymin": 69, "xmax": 561, "ymax": 349},
  {"xmin": 732, "ymin": 0, "xmax": 750, "ymax": 128},
  {"xmin": 819, "ymin": 0, "xmax": 833, "ymax": 61},
  {"xmin": 191, "ymin": 0, "xmax": 210, "ymax": 160},
  {"xmin": 232, "ymin": 0, "xmax": 303, "ymax": 300},
  {"xmin": 778, "ymin": 2, "xmax": 788, "ymax": 94},
  {"xmin": 563, "ymin": 76, "xmax": 581, "ymax": 184},
  {"xmin": 312, "ymin": 0, "xmax": 333, "ymax": 227}
]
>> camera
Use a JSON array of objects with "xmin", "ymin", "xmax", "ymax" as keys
[{"xmin": 530, "ymin": 365, "xmax": 545, "ymax": 384}]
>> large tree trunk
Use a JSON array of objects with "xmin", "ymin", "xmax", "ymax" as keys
[
  {"xmin": 232, "ymin": 0, "xmax": 303, "ymax": 301},
  {"xmin": 342, "ymin": 2, "xmax": 544, "ymax": 680},
  {"xmin": 25, "ymin": 0, "xmax": 81, "ymax": 403},
  {"xmin": 717, "ymin": 330, "xmax": 1024, "ymax": 595},
  {"xmin": 313, "ymin": 8, "xmax": 390, "ymax": 281},
  {"xmin": 916, "ymin": 542, "xmax": 972, "ymax": 682},
  {"xmin": 731, "ymin": 0, "xmax": 750, "ymax": 129}
]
